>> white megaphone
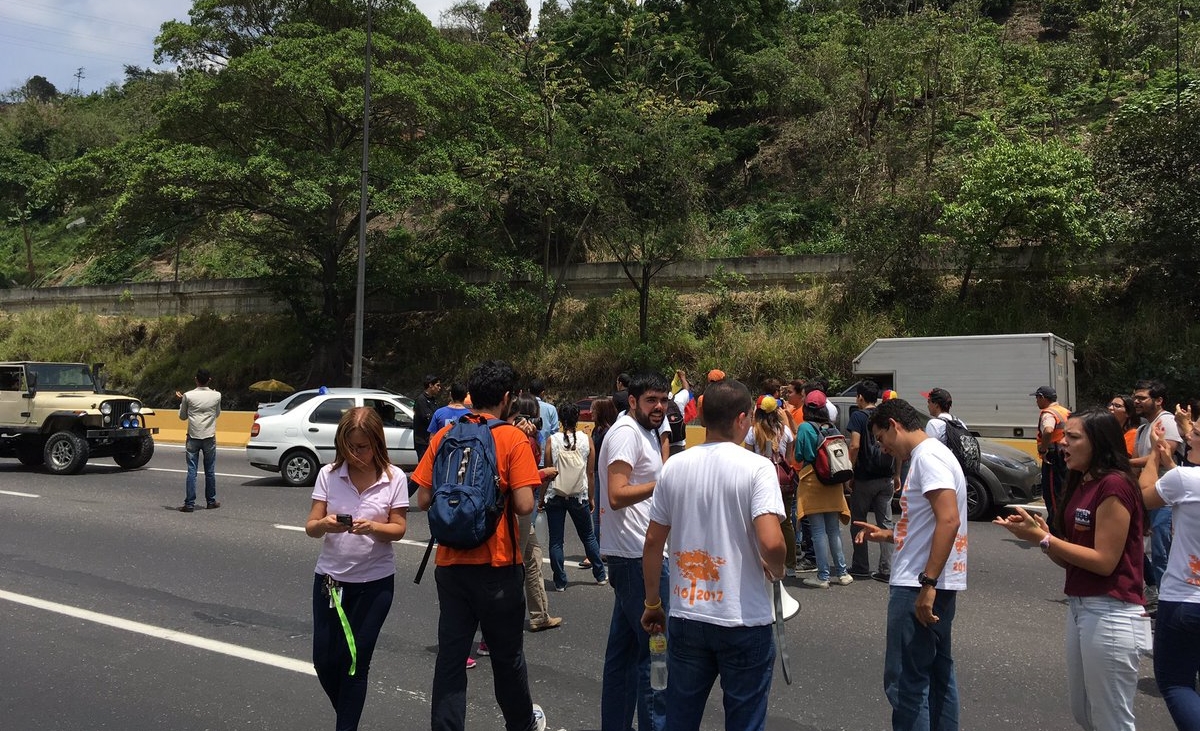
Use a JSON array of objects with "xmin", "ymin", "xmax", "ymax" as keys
[{"xmin": 771, "ymin": 580, "xmax": 801, "ymax": 621}]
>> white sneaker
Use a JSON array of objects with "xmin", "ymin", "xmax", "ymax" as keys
[
  {"xmin": 532, "ymin": 703, "xmax": 547, "ymax": 731},
  {"xmin": 834, "ymin": 574, "xmax": 854, "ymax": 586},
  {"xmin": 801, "ymin": 577, "xmax": 829, "ymax": 589}
]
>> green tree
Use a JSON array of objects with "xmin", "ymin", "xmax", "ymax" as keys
[
  {"xmin": 77, "ymin": 0, "xmax": 501, "ymax": 381},
  {"xmin": 938, "ymin": 131, "xmax": 1103, "ymax": 301}
]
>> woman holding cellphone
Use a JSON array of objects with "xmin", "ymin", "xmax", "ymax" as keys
[
  {"xmin": 305, "ymin": 407, "xmax": 408, "ymax": 731},
  {"xmin": 994, "ymin": 410, "xmax": 1146, "ymax": 731}
]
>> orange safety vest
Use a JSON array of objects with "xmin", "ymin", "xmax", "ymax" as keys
[{"xmin": 1036, "ymin": 403, "xmax": 1071, "ymax": 450}]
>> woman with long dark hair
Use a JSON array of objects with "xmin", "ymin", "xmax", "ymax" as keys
[
  {"xmin": 995, "ymin": 410, "xmax": 1146, "ymax": 731},
  {"xmin": 305, "ymin": 407, "xmax": 408, "ymax": 731},
  {"xmin": 582, "ymin": 396, "xmax": 619, "ymax": 563},
  {"xmin": 1107, "ymin": 395, "xmax": 1139, "ymax": 457},
  {"xmin": 506, "ymin": 393, "xmax": 562, "ymax": 632},
  {"xmin": 544, "ymin": 402, "xmax": 607, "ymax": 590}
]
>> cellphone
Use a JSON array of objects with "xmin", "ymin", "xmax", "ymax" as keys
[{"xmin": 336, "ymin": 514, "xmax": 353, "ymax": 526}]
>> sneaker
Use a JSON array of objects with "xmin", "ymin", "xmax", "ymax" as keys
[
  {"xmin": 178, "ymin": 505, "xmax": 195, "ymax": 513},
  {"xmin": 466, "ymin": 656, "xmax": 477, "ymax": 669},
  {"xmin": 529, "ymin": 616, "xmax": 563, "ymax": 632},
  {"xmin": 596, "ymin": 577, "xmax": 609, "ymax": 586},
  {"xmin": 553, "ymin": 585, "xmax": 566, "ymax": 592},
  {"xmin": 834, "ymin": 574, "xmax": 854, "ymax": 586},
  {"xmin": 784, "ymin": 567, "xmax": 796, "ymax": 578},
  {"xmin": 801, "ymin": 578, "xmax": 829, "ymax": 589},
  {"xmin": 579, "ymin": 559, "xmax": 592, "ymax": 569},
  {"xmin": 532, "ymin": 703, "xmax": 547, "ymax": 731},
  {"xmin": 849, "ymin": 571, "xmax": 872, "ymax": 580},
  {"xmin": 206, "ymin": 501, "xmax": 221, "ymax": 510},
  {"xmin": 871, "ymin": 572, "xmax": 891, "ymax": 584},
  {"xmin": 477, "ymin": 641, "xmax": 490, "ymax": 656},
  {"xmin": 796, "ymin": 559, "xmax": 819, "ymax": 573}
]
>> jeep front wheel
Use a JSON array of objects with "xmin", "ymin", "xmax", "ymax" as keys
[
  {"xmin": 44, "ymin": 432, "xmax": 90, "ymax": 475},
  {"xmin": 113, "ymin": 435, "xmax": 155, "ymax": 469}
]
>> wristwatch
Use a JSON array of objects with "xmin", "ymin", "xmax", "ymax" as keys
[{"xmin": 917, "ymin": 572, "xmax": 938, "ymax": 588}]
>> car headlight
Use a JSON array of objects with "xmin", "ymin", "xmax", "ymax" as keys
[
  {"xmin": 129, "ymin": 402, "xmax": 141, "ymax": 413},
  {"xmin": 100, "ymin": 403, "xmax": 113, "ymax": 415}
]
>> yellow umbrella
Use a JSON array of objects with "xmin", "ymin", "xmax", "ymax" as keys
[{"xmin": 249, "ymin": 379, "xmax": 295, "ymax": 394}]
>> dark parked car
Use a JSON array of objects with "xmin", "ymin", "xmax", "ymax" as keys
[{"xmin": 828, "ymin": 398, "xmax": 1041, "ymax": 521}]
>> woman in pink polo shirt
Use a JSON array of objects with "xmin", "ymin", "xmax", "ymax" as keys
[{"xmin": 305, "ymin": 407, "xmax": 408, "ymax": 731}]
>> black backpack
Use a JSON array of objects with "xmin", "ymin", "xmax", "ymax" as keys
[
  {"xmin": 939, "ymin": 416, "xmax": 981, "ymax": 475},
  {"xmin": 856, "ymin": 408, "xmax": 894, "ymax": 478},
  {"xmin": 666, "ymin": 399, "xmax": 686, "ymax": 443}
]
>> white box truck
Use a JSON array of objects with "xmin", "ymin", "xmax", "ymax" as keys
[{"xmin": 851, "ymin": 333, "xmax": 1076, "ymax": 440}]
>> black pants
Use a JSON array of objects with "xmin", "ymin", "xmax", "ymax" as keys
[
  {"xmin": 312, "ymin": 573, "xmax": 394, "ymax": 731},
  {"xmin": 1041, "ymin": 450, "xmax": 1069, "ymax": 535},
  {"xmin": 432, "ymin": 563, "xmax": 536, "ymax": 731}
]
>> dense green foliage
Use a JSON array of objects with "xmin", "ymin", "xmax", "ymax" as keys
[{"xmin": 2, "ymin": 0, "xmax": 1199, "ymax": 395}]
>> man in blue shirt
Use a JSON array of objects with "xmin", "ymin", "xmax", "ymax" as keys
[
  {"xmin": 428, "ymin": 383, "xmax": 470, "ymax": 434},
  {"xmin": 529, "ymin": 378, "xmax": 560, "ymax": 457}
]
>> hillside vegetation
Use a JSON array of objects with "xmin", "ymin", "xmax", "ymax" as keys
[{"xmin": 1, "ymin": 0, "xmax": 1199, "ymax": 402}]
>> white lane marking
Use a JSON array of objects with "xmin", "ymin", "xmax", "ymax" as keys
[
  {"xmin": 0, "ymin": 490, "xmax": 40, "ymax": 498},
  {"xmin": 0, "ymin": 589, "xmax": 315, "ymax": 676},
  {"xmin": 149, "ymin": 467, "xmax": 263, "ymax": 480},
  {"xmin": 153, "ymin": 444, "xmax": 247, "ymax": 454},
  {"xmin": 274, "ymin": 524, "xmax": 305, "ymax": 532}
]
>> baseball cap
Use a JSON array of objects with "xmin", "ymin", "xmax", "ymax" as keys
[
  {"xmin": 921, "ymin": 387, "xmax": 952, "ymax": 407},
  {"xmin": 1030, "ymin": 386, "xmax": 1057, "ymax": 400},
  {"xmin": 756, "ymin": 395, "xmax": 778, "ymax": 413},
  {"xmin": 804, "ymin": 390, "xmax": 827, "ymax": 408},
  {"xmin": 707, "ymin": 369, "xmax": 726, "ymax": 382},
  {"xmin": 881, "ymin": 389, "xmax": 899, "ymax": 401}
]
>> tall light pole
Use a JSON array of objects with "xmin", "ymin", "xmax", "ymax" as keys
[{"xmin": 352, "ymin": 0, "xmax": 373, "ymax": 387}]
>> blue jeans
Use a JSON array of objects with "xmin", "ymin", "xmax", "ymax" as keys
[
  {"xmin": 312, "ymin": 573, "xmax": 394, "ymax": 731},
  {"xmin": 431, "ymin": 564, "xmax": 536, "ymax": 731},
  {"xmin": 1155, "ymin": 600, "xmax": 1200, "ymax": 730},
  {"xmin": 809, "ymin": 511, "xmax": 848, "ymax": 582},
  {"xmin": 601, "ymin": 555, "xmax": 668, "ymax": 731},
  {"xmin": 545, "ymin": 495, "xmax": 606, "ymax": 588},
  {"xmin": 1148, "ymin": 507, "xmax": 1173, "ymax": 587},
  {"xmin": 665, "ymin": 617, "xmax": 774, "ymax": 731},
  {"xmin": 185, "ymin": 436, "xmax": 217, "ymax": 507},
  {"xmin": 885, "ymin": 586, "xmax": 959, "ymax": 731}
]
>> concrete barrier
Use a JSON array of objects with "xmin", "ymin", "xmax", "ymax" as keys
[{"xmin": 145, "ymin": 409, "xmax": 254, "ymax": 447}]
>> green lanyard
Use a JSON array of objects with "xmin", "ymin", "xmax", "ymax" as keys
[{"xmin": 329, "ymin": 584, "xmax": 358, "ymax": 675}]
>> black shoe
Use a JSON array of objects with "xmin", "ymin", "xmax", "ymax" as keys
[
  {"xmin": 207, "ymin": 501, "xmax": 221, "ymax": 510},
  {"xmin": 796, "ymin": 559, "xmax": 818, "ymax": 573},
  {"xmin": 849, "ymin": 571, "xmax": 872, "ymax": 579},
  {"xmin": 179, "ymin": 505, "xmax": 195, "ymax": 513},
  {"xmin": 871, "ymin": 572, "xmax": 891, "ymax": 583}
]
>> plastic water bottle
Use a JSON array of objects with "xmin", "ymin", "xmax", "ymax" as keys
[{"xmin": 649, "ymin": 632, "xmax": 668, "ymax": 690}]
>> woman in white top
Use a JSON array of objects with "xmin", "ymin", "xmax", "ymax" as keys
[
  {"xmin": 304, "ymin": 407, "xmax": 408, "ymax": 731},
  {"xmin": 544, "ymin": 402, "xmax": 608, "ymax": 590},
  {"xmin": 1141, "ymin": 417, "xmax": 1200, "ymax": 730}
]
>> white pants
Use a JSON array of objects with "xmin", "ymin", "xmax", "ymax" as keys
[{"xmin": 1064, "ymin": 595, "xmax": 1148, "ymax": 731}]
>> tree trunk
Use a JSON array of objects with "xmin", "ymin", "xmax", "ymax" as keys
[
  {"xmin": 539, "ymin": 208, "xmax": 593, "ymax": 340},
  {"xmin": 639, "ymin": 263, "xmax": 651, "ymax": 345},
  {"xmin": 22, "ymin": 218, "xmax": 35, "ymax": 280},
  {"xmin": 957, "ymin": 256, "xmax": 974, "ymax": 304}
]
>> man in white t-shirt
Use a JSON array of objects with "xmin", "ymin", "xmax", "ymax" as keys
[
  {"xmin": 855, "ymin": 398, "xmax": 967, "ymax": 731},
  {"xmin": 1131, "ymin": 378, "xmax": 1182, "ymax": 605},
  {"xmin": 640, "ymin": 379, "xmax": 785, "ymax": 731},
  {"xmin": 598, "ymin": 372, "xmax": 671, "ymax": 731},
  {"xmin": 921, "ymin": 387, "xmax": 963, "ymax": 443}
]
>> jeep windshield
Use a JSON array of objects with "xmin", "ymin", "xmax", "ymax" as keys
[{"xmin": 28, "ymin": 363, "xmax": 97, "ymax": 391}]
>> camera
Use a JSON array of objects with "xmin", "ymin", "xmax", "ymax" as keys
[
  {"xmin": 336, "ymin": 514, "xmax": 353, "ymax": 526},
  {"xmin": 516, "ymin": 415, "xmax": 543, "ymax": 431}
]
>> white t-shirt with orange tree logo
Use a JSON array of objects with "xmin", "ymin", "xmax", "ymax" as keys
[
  {"xmin": 1155, "ymin": 466, "xmax": 1200, "ymax": 603},
  {"xmin": 891, "ymin": 437, "xmax": 968, "ymax": 591},
  {"xmin": 648, "ymin": 442, "xmax": 785, "ymax": 627}
]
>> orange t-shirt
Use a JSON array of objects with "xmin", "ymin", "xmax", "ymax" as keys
[{"xmin": 411, "ymin": 413, "xmax": 542, "ymax": 567}]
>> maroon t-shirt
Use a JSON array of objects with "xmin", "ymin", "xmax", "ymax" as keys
[{"xmin": 1063, "ymin": 472, "xmax": 1145, "ymax": 604}]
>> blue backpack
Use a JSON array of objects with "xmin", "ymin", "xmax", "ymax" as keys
[{"xmin": 427, "ymin": 415, "xmax": 510, "ymax": 549}]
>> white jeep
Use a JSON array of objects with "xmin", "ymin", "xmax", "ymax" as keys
[{"xmin": 0, "ymin": 362, "xmax": 158, "ymax": 474}]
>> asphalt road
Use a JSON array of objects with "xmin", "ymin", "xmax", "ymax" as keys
[{"xmin": 0, "ymin": 444, "xmax": 1174, "ymax": 731}]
